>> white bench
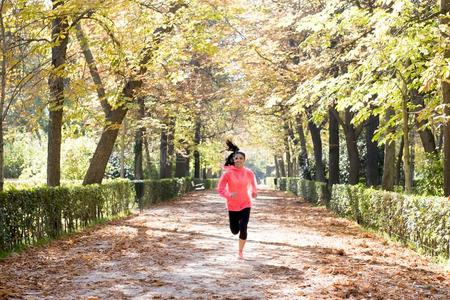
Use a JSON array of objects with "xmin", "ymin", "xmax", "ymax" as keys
[{"xmin": 191, "ymin": 181, "xmax": 205, "ymax": 190}]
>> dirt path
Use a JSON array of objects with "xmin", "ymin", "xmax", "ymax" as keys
[{"xmin": 0, "ymin": 188, "xmax": 449, "ymax": 299}]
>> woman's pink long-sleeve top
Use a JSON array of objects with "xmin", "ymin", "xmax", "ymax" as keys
[{"xmin": 217, "ymin": 166, "xmax": 257, "ymax": 211}]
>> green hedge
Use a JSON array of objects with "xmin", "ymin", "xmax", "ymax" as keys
[
  {"xmin": 136, "ymin": 177, "xmax": 192, "ymax": 208},
  {"xmin": 203, "ymin": 179, "xmax": 219, "ymax": 189},
  {"xmin": 271, "ymin": 177, "xmax": 449, "ymax": 258},
  {"xmin": 265, "ymin": 177, "xmax": 276, "ymax": 189},
  {"xmin": 1, "ymin": 177, "xmax": 217, "ymax": 254},
  {"xmin": 0, "ymin": 180, "xmax": 134, "ymax": 252},
  {"xmin": 331, "ymin": 184, "xmax": 449, "ymax": 258},
  {"xmin": 274, "ymin": 177, "xmax": 328, "ymax": 205}
]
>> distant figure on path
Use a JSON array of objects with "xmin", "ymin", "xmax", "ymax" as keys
[{"xmin": 217, "ymin": 140, "xmax": 257, "ymax": 259}]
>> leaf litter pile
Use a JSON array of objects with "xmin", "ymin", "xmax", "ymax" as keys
[{"xmin": 0, "ymin": 188, "xmax": 449, "ymax": 299}]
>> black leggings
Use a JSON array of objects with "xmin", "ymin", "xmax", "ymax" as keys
[{"xmin": 228, "ymin": 207, "xmax": 251, "ymax": 240}]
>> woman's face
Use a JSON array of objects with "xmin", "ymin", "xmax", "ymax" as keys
[{"xmin": 233, "ymin": 153, "xmax": 245, "ymax": 168}]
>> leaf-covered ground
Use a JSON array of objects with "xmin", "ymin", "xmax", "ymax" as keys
[{"xmin": 0, "ymin": 188, "xmax": 449, "ymax": 299}]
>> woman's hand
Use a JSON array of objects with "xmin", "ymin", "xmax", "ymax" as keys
[
  {"xmin": 252, "ymin": 192, "xmax": 257, "ymax": 199},
  {"xmin": 230, "ymin": 192, "xmax": 237, "ymax": 198}
]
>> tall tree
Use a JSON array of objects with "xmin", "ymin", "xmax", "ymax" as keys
[
  {"xmin": 295, "ymin": 114, "xmax": 311, "ymax": 179},
  {"xmin": 343, "ymin": 109, "xmax": 362, "ymax": 185},
  {"xmin": 47, "ymin": 0, "xmax": 69, "ymax": 187},
  {"xmin": 308, "ymin": 118, "xmax": 325, "ymax": 182},
  {"xmin": 83, "ymin": 1, "xmax": 186, "ymax": 185},
  {"xmin": 0, "ymin": 0, "xmax": 6, "ymax": 190},
  {"xmin": 382, "ymin": 109, "xmax": 396, "ymax": 190},
  {"xmin": 441, "ymin": 0, "xmax": 450, "ymax": 196},
  {"xmin": 366, "ymin": 114, "xmax": 380, "ymax": 187},
  {"xmin": 134, "ymin": 97, "xmax": 145, "ymax": 180},
  {"xmin": 328, "ymin": 107, "xmax": 340, "ymax": 185}
]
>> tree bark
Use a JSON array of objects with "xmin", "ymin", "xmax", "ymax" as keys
[
  {"xmin": 47, "ymin": 0, "xmax": 69, "ymax": 187},
  {"xmin": 441, "ymin": 0, "xmax": 450, "ymax": 196},
  {"xmin": 120, "ymin": 117, "xmax": 127, "ymax": 178},
  {"xmin": 366, "ymin": 114, "xmax": 380, "ymax": 186},
  {"xmin": 83, "ymin": 106, "xmax": 128, "ymax": 184},
  {"xmin": 133, "ymin": 98, "xmax": 145, "ymax": 180},
  {"xmin": 410, "ymin": 128, "xmax": 415, "ymax": 185},
  {"xmin": 82, "ymin": 2, "xmax": 186, "ymax": 184},
  {"xmin": 411, "ymin": 90, "xmax": 436, "ymax": 153},
  {"xmin": 143, "ymin": 136, "xmax": 153, "ymax": 177},
  {"xmin": 401, "ymin": 80, "xmax": 412, "ymax": 193},
  {"xmin": 382, "ymin": 109, "xmax": 396, "ymax": 190},
  {"xmin": 328, "ymin": 107, "xmax": 340, "ymax": 185},
  {"xmin": 159, "ymin": 128, "xmax": 169, "ymax": 178},
  {"xmin": 308, "ymin": 120, "xmax": 325, "ymax": 182},
  {"xmin": 279, "ymin": 155, "xmax": 286, "ymax": 177},
  {"xmin": 75, "ymin": 23, "xmax": 109, "ymax": 112},
  {"xmin": 194, "ymin": 118, "xmax": 201, "ymax": 179},
  {"xmin": 294, "ymin": 114, "xmax": 311, "ymax": 179},
  {"xmin": 395, "ymin": 138, "xmax": 404, "ymax": 187},
  {"xmin": 274, "ymin": 155, "xmax": 280, "ymax": 177},
  {"xmin": 286, "ymin": 120, "xmax": 298, "ymax": 176},
  {"xmin": 175, "ymin": 153, "xmax": 189, "ymax": 177},
  {"xmin": 283, "ymin": 119, "xmax": 293, "ymax": 177},
  {"xmin": 0, "ymin": 0, "xmax": 6, "ymax": 190},
  {"xmin": 166, "ymin": 117, "xmax": 175, "ymax": 178},
  {"xmin": 343, "ymin": 109, "xmax": 360, "ymax": 185}
]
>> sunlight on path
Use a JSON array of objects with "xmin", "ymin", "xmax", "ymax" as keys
[{"xmin": 0, "ymin": 188, "xmax": 449, "ymax": 299}]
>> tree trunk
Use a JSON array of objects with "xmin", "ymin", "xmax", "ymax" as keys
[
  {"xmin": 402, "ymin": 86, "xmax": 412, "ymax": 193},
  {"xmin": 82, "ymin": 3, "xmax": 186, "ymax": 185},
  {"xmin": 167, "ymin": 118, "xmax": 175, "ymax": 178},
  {"xmin": 344, "ymin": 109, "xmax": 360, "ymax": 185},
  {"xmin": 395, "ymin": 138, "xmax": 404, "ymax": 187},
  {"xmin": 283, "ymin": 119, "xmax": 293, "ymax": 177},
  {"xmin": 133, "ymin": 97, "xmax": 145, "ymax": 180},
  {"xmin": 143, "ymin": 136, "xmax": 153, "ymax": 177},
  {"xmin": 175, "ymin": 153, "xmax": 188, "ymax": 177},
  {"xmin": 279, "ymin": 155, "xmax": 286, "ymax": 177},
  {"xmin": 0, "ymin": 0, "xmax": 6, "ymax": 190},
  {"xmin": 295, "ymin": 114, "xmax": 311, "ymax": 179},
  {"xmin": 47, "ymin": 0, "xmax": 69, "ymax": 187},
  {"xmin": 328, "ymin": 108, "xmax": 340, "ymax": 185},
  {"xmin": 274, "ymin": 155, "xmax": 280, "ymax": 177},
  {"xmin": 410, "ymin": 128, "xmax": 415, "ymax": 185},
  {"xmin": 83, "ymin": 106, "xmax": 128, "ymax": 184},
  {"xmin": 120, "ymin": 117, "xmax": 127, "ymax": 178},
  {"xmin": 382, "ymin": 109, "xmax": 396, "ymax": 190},
  {"xmin": 308, "ymin": 121, "xmax": 325, "ymax": 182},
  {"xmin": 366, "ymin": 114, "xmax": 380, "ymax": 186},
  {"xmin": 441, "ymin": 0, "xmax": 450, "ymax": 196},
  {"xmin": 411, "ymin": 90, "xmax": 436, "ymax": 153},
  {"xmin": 286, "ymin": 120, "xmax": 299, "ymax": 176},
  {"xmin": 159, "ymin": 129, "xmax": 169, "ymax": 178},
  {"xmin": 194, "ymin": 118, "xmax": 201, "ymax": 178}
]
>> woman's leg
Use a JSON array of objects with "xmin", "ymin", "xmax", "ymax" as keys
[
  {"xmin": 228, "ymin": 210, "xmax": 240, "ymax": 235},
  {"xmin": 238, "ymin": 208, "xmax": 251, "ymax": 255}
]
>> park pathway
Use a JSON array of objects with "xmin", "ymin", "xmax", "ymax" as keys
[{"xmin": 0, "ymin": 188, "xmax": 449, "ymax": 299}]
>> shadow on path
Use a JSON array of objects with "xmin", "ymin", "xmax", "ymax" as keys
[{"xmin": 0, "ymin": 188, "xmax": 448, "ymax": 299}]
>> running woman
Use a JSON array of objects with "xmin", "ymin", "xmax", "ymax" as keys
[{"xmin": 217, "ymin": 140, "xmax": 257, "ymax": 259}]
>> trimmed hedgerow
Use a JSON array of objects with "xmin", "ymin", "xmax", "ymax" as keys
[
  {"xmin": 265, "ymin": 177, "xmax": 276, "ymax": 189},
  {"xmin": 137, "ymin": 177, "xmax": 193, "ymax": 208},
  {"xmin": 1, "ymin": 177, "xmax": 219, "ymax": 254},
  {"xmin": 274, "ymin": 177, "xmax": 328, "ymax": 205},
  {"xmin": 136, "ymin": 177, "xmax": 218, "ymax": 209},
  {"xmin": 0, "ymin": 180, "xmax": 134, "ymax": 252},
  {"xmin": 271, "ymin": 177, "xmax": 449, "ymax": 258},
  {"xmin": 330, "ymin": 184, "xmax": 449, "ymax": 258},
  {"xmin": 203, "ymin": 179, "xmax": 219, "ymax": 190}
]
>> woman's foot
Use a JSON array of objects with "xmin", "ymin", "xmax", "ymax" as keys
[{"xmin": 238, "ymin": 251, "xmax": 244, "ymax": 259}]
